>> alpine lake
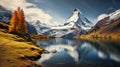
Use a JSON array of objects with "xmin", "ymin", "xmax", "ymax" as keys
[{"xmin": 35, "ymin": 38, "xmax": 120, "ymax": 67}]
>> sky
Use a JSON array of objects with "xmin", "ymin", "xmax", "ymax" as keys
[{"xmin": 0, "ymin": 0, "xmax": 120, "ymax": 25}]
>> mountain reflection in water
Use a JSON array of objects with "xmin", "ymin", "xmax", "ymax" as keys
[{"xmin": 36, "ymin": 38, "xmax": 120, "ymax": 67}]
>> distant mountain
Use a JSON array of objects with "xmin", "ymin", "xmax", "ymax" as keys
[
  {"xmin": 67, "ymin": 8, "xmax": 92, "ymax": 30},
  {"xmin": 89, "ymin": 9, "xmax": 120, "ymax": 34},
  {"xmin": 0, "ymin": 5, "xmax": 37, "ymax": 34},
  {"xmin": 31, "ymin": 20, "xmax": 51, "ymax": 34},
  {"xmin": 95, "ymin": 18, "xmax": 120, "ymax": 34},
  {"xmin": 83, "ymin": 9, "xmax": 120, "ymax": 39},
  {"xmin": 32, "ymin": 8, "xmax": 92, "ymax": 37},
  {"xmin": 97, "ymin": 9, "xmax": 120, "ymax": 22},
  {"xmin": 89, "ymin": 17, "xmax": 110, "ymax": 33},
  {"xmin": 109, "ymin": 9, "xmax": 120, "ymax": 21},
  {"xmin": 26, "ymin": 22, "xmax": 37, "ymax": 34},
  {"xmin": 95, "ymin": 9, "xmax": 120, "ymax": 28},
  {"xmin": 0, "ymin": 5, "xmax": 12, "ymax": 23}
]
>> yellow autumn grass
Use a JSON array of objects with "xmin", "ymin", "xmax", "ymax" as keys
[
  {"xmin": 75, "ymin": 32, "xmax": 120, "ymax": 41},
  {"xmin": 0, "ymin": 29, "xmax": 44, "ymax": 67}
]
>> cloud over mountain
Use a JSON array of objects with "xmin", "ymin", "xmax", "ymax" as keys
[
  {"xmin": 97, "ymin": 14, "xmax": 108, "ymax": 21},
  {"xmin": 0, "ymin": 0, "xmax": 53, "ymax": 24}
]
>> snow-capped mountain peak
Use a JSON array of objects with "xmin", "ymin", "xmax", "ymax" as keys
[
  {"xmin": 50, "ymin": 8, "xmax": 92, "ymax": 31},
  {"xmin": 67, "ymin": 8, "xmax": 81, "ymax": 23},
  {"xmin": 66, "ymin": 8, "xmax": 92, "ymax": 30},
  {"xmin": 31, "ymin": 8, "xmax": 93, "ymax": 37}
]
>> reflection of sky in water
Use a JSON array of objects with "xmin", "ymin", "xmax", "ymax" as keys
[{"xmin": 36, "ymin": 38, "xmax": 120, "ymax": 67}]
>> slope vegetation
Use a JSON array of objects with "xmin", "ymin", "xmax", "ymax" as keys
[
  {"xmin": 76, "ymin": 18, "xmax": 120, "ymax": 39},
  {"xmin": 0, "ymin": 22, "xmax": 44, "ymax": 67}
]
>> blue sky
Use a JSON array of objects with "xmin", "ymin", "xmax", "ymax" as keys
[
  {"xmin": 0, "ymin": 0, "xmax": 120, "ymax": 25},
  {"xmin": 27, "ymin": 0, "xmax": 120, "ymax": 24}
]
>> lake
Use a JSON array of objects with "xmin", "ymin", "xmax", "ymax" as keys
[{"xmin": 36, "ymin": 38, "xmax": 120, "ymax": 67}]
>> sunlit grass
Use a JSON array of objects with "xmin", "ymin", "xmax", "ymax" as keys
[{"xmin": 0, "ymin": 29, "xmax": 44, "ymax": 67}]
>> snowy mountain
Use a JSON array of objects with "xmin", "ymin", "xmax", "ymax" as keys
[
  {"xmin": 26, "ymin": 22, "xmax": 37, "ymax": 34},
  {"xmin": 96, "ymin": 9, "xmax": 120, "ymax": 27},
  {"xmin": 51, "ymin": 8, "xmax": 92, "ymax": 30},
  {"xmin": 67, "ymin": 8, "xmax": 92, "ymax": 30},
  {"xmin": 98, "ymin": 9, "xmax": 120, "ymax": 22},
  {"xmin": 31, "ymin": 20, "xmax": 51, "ymax": 34},
  {"xmin": 32, "ymin": 8, "xmax": 92, "ymax": 37},
  {"xmin": 88, "ymin": 9, "xmax": 120, "ymax": 34},
  {"xmin": 109, "ymin": 9, "xmax": 120, "ymax": 21}
]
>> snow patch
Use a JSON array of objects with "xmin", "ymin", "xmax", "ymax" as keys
[
  {"xmin": 97, "ymin": 14, "xmax": 108, "ymax": 21},
  {"xmin": 109, "ymin": 9, "xmax": 120, "ymax": 21},
  {"xmin": 97, "ymin": 9, "xmax": 120, "ymax": 21}
]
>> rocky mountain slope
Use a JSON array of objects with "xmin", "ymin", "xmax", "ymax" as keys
[
  {"xmin": 77, "ymin": 9, "xmax": 120, "ymax": 39},
  {"xmin": 0, "ymin": 5, "xmax": 11, "ymax": 23}
]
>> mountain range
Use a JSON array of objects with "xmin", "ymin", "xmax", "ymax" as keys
[
  {"xmin": 81, "ymin": 9, "xmax": 120, "ymax": 39},
  {"xmin": 89, "ymin": 9, "xmax": 120, "ymax": 33},
  {"xmin": 0, "ymin": 5, "xmax": 120, "ymax": 38},
  {"xmin": 32, "ymin": 8, "xmax": 92, "ymax": 37}
]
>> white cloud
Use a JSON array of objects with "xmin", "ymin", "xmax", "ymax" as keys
[
  {"xmin": 0, "ymin": 0, "xmax": 53, "ymax": 24},
  {"xmin": 97, "ymin": 14, "xmax": 108, "ymax": 21}
]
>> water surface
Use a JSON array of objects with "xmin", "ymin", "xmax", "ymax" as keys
[{"xmin": 36, "ymin": 38, "xmax": 120, "ymax": 67}]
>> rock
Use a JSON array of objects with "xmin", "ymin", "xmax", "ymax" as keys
[
  {"xmin": 43, "ymin": 50, "xmax": 57, "ymax": 54},
  {"xmin": 50, "ymin": 50, "xmax": 57, "ymax": 53},
  {"xmin": 19, "ymin": 55, "xmax": 41, "ymax": 61},
  {"xmin": 43, "ymin": 50, "xmax": 50, "ymax": 54}
]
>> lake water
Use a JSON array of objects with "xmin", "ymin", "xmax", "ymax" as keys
[{"xmin": 36, "ymin": 38, "xmax": 120, "ymax": 67}]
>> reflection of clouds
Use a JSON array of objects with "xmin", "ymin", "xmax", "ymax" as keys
[
  {"xmin": 97, "ymin": 45, "xmax": 120, "ymax": 62},
  {"xmin": 67, "ymin": 50, "xmax": 79, "ymax": 63},
  {"xmin": 36, "ymin": 44, "xmax": 79, "ymax": 64},
  {"xmin": 46, "ymin": 44, "xmax": 75, "ymax": 51},
  {"xmin": 36, "ymin": 42, "xmax": 95, "ymax": 64},
  {"xmin": 81, "ymin": 42, "xmax": 91, "ymax": 49},
  {"xmin": 109, "ymin": 52, "xmax": 120, "ymax": 62},
  {"xmin": 98, "ymin": 50, "xmax": 120, "ymax": 62},
  {"xmin": 36, "ymin": 53, "xmax": 53, "ymax": 64},
  {"xmin": 36, "ymin": 38, "xmax": 120, "ymax": 66},
  {"xmin": 78, "ymin": 43, "xmax": 95, "ymax": 62},
  {"xmin": 98, "ymin": 51, "xmax": 108, "ymax": 59}
]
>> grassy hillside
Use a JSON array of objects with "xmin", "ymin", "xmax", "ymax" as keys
[{"xmin": 0, "ymin": 23, "xmax": 44, "ymax": 67}]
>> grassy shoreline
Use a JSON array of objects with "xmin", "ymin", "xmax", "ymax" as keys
[
  {"xmin": 75, "ymin": 32, "xmax": 120, "ymax": 41},
  {"xmin": 0, "ymin": 28, "xmax": 44, "ymax": 67}
]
